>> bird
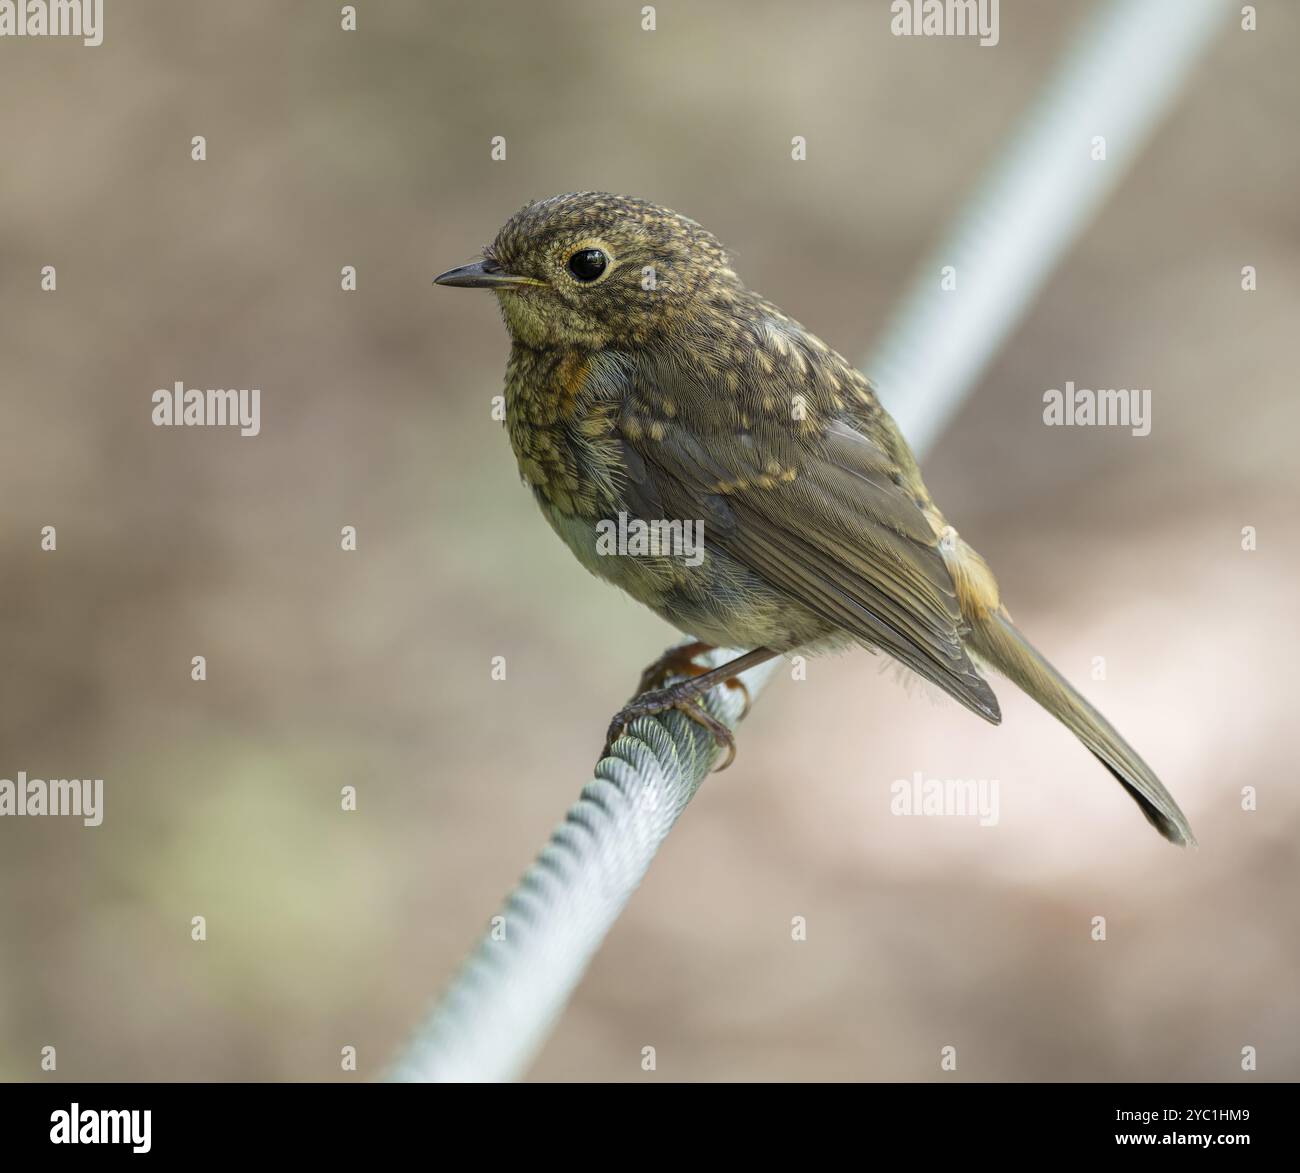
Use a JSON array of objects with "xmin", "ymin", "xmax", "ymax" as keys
[{"xmin": 435, "ymin": 192, "xmax": 1195, "ymax": 846}]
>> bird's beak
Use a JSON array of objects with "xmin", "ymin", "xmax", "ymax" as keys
[{"xmin": 433, "ymin": 258, "xmax": 545, "ymax": 289}]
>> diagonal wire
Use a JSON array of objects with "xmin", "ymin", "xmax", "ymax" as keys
[{"xmin": 387, "ymin": 652, "xmax": 778, "ymax": 1082}]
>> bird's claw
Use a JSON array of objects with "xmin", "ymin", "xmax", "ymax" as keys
[
  {"xmin": 602, "ymin": 687, "xmax": 737, "ymax": 772},
  {"xmin": 725, "ymin": 676, "xmax": 751, "ymax": 720},
  {"xmin": 635, "ymin": 641, "xmax": 749, "ymax": 720}
]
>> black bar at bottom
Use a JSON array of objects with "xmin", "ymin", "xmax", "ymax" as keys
[{"xmin": 0, "ymin": 1080, "xmax": 1290, "ymax": 1159}]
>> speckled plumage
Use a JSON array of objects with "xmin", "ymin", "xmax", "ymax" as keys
[{"xmin": 437, "ymin": 192, "xmax": 1194, "ymax": 845}]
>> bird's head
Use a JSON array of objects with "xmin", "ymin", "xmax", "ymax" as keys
[{"xmin": 435, "ymin": 192, "xmax": 738, "ymax": 349}]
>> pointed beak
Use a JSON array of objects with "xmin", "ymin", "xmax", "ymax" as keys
[{"xmin": 433, "ymin": 258, "xmax": 545, "ymax": 289}]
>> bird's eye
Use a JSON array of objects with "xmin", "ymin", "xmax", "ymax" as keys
[{"xmin": 567, "ymin": 248, "xmax": 608, "ymax": 282}]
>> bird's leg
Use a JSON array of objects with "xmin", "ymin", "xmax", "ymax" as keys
[
  {"xmin": 603, "ymin": 647, "xmax": 779, "ymax": 771},
  {"xmin": 636, "ymin": 641, "xmax": 753, "ymax": 717},
  {"xmin": 636, "ymin": 640, "xmax": 716, "ymax": 695}
]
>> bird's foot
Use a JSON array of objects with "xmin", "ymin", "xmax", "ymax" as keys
[
  {"xmin": 602, "ymin": 645, "xmax": 780, "ymax": 770},
  {"xmin": 603, "ymin": 681, "xmax": 738, "ymax": 771},
  {"xmin": 635, "ymin": 641, "xmax": 752, "ymax": 718}
]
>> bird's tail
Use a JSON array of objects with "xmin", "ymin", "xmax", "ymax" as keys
[{"xmin": 966, "ymin": 608, "xmax": 1195, "ymax": 846}]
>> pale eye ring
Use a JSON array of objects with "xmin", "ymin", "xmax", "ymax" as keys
[{"xmin": 567, "ymin": 248, "xmax": 608, "ymax": 282}]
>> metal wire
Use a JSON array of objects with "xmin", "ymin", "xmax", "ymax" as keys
[
  {"xmin": 875, "ymin": 0, "xmax": 1227, "ymax": 451},
  {"xmin": 387, "ymin": 652, "xmax": 778, "ymax": 1082},
  {"xmin": 389, "ymin": 0, "xmax": 1226, "ymax": 1083}
]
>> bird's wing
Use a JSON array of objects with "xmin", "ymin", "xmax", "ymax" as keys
[{"xmin": 615, "ymin": 356, "xmax": 1001, "ymax": 724}]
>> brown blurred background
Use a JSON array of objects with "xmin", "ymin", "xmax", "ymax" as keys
[{"xmin": 1, "ymin": 0, "xmax": 1296, "ymax": 1082}]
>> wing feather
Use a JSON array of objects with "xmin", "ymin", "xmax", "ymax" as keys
[{"xmin": 615, "ymin": 359, "xmax": 1000, "ymax": 723}]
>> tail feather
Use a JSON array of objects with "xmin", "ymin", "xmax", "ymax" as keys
[{"xmin": 967, "ymin": 609, "xmax": 1195, "ymax": 847}]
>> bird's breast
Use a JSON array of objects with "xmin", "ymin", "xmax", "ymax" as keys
[{"xmin": 504, "ymin": 343, "xmax": 627, "ymax": 517}]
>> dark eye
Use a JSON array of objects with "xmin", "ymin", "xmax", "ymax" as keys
[{"xmin": 567, "ymin": 248, "xmax": 608, "ymax": 282}]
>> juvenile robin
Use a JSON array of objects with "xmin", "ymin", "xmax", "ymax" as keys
[{"xmin": 436, "ymin": 192, "xmax": 1194, "ymax": 846}]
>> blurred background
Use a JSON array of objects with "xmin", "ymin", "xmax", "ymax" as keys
[{"xmin": 1, "ymin": 0, "xmax": 1296, "ymax": 1081}]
